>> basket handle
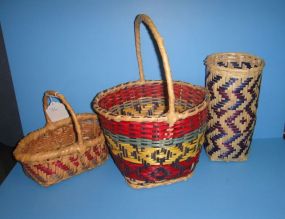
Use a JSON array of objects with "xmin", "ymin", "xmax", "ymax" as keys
[
  {"xmin": 43, "ymin": 90, "xmax": 84, "ymax": 147},
  {"xmin": 135, "ymin": 14, "xmax": 178, "ymax": 126}
]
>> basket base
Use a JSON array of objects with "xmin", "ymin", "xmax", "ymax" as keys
[
  {"xmin": 207, "ymin": 154, "xmax": 248, "ymax": 162},
  {"xmin": 125, "ymin": 172, "xmax": 194, "ymax": 189}
]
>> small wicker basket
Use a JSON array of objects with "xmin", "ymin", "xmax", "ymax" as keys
[
  {"xmin": 93, "ymin": 14, "xmax": 209, "ymax": 189},
  {"xmin": 14, "ymin": 91, "xmax": 108, "ymax": 186}
]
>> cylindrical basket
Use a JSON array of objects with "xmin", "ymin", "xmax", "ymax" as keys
[
  {"xmin": 14, "ymin": 91, "xmax": 108, "ymax": 186},
  {"xmin": 93, "ymin": 14, "xmax": 209, "ymax": 188},
  {"xmin": 204, "ymin": 53, "xmax": 265, "ymax": 161}
]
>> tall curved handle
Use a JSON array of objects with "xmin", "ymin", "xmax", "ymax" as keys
[
  {"xmin": 43, "ymin": 90, "xmax": 84, "ymax": 146},
  {"xmin": 134, "ymin": 14, "xmax": 177, "ymax": 126}
]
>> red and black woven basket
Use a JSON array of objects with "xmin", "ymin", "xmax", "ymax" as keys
[{"xmin": 93, "ymin": 14, "xmax": 209, "ymax": 188}]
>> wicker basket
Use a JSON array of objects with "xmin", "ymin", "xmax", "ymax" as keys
[
  {"xmin": 204, "ymin": 52, "xmax": 265, "ymax": 161},
  {"xmin": 14, "ymin": 91, "xmax": 108, "ymax": 186},
  {"xmin": 93, "ymin": 14, "xmax": 209, "ymax": 189}
]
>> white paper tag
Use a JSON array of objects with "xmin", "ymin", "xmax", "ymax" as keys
[{"xmin": 46, "ymin": 102, "xmax": 69, "ymax": 122}]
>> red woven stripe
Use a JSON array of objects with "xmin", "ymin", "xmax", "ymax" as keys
[
  {"xmin": 54, "ymin": 160, "xmax": 70, "ymax": 171},
  {"xmin": 173, "ymin": 84, "xmax": 206, "ymax": 105},
  {"xmin": 93, "ymin": 144, "xmax": 107, "ymax": 156},
  {"xmin": 98, "ymin": 83, "xmax": 206, "ymax": 110},
  {"xmin": 34, "ymin": 164, "xmax": 54, "ymax": 175},
  {"xmin": 69, "ymin": 156, "xmax": 80, "ymax": 167},
  {"xmin": 99, "ymin": 83, "xmax": 165, "ymax": 109},
  {"xmin": 24, "ymin": 165, "xmax": 45, "ymax": 183},
  {"xmin": 99, "ymin": 108, "xmax": 207, "ymax": 140},
  {"xmin": 85, "ymin": 150, "xmax": 94, "ymax": 161},
  {"xmin": 112, "ymin": 153, "xmax": 199, "ymax": 182}
]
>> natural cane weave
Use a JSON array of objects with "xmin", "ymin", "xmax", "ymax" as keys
[
  {"xmin": 93, "ymin": 14, "xmax": 209, "ymax": 188},
  {"xmin": 14, "ymin": 91, "xmax": 108, "ymax": 186},
  {"xmin": 204, "ymin": 53, "xmax": 265, "ymax": 161}
]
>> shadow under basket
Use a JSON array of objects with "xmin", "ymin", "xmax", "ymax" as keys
[{"xmin": 14, "ymin": 91, "xmax": 108, "ymax": 186}]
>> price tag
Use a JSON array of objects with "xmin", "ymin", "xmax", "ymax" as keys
[{"xmin": 46, "ymin": 102, "xmax": 69, "ymax": 122}]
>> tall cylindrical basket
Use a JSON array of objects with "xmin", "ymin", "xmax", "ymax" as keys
[{"xmin": 204, "ymin": 53, "xmax": 265, "ymax": 161}]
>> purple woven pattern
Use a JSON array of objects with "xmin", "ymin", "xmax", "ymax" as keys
[{"xmin": 205, "ymin": 69, "xmax": 262, "ymax": 161}]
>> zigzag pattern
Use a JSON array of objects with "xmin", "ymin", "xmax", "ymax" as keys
[
  {"xmin": 205, "ymin": 72, "xmax": 262, "ymax": 161},
  {"xmin": 232, "ymin": 74, "xmax": 262, "ymax": 159},
  {"xmin": 213, "ymin": 78, "xmax": 237, "ymax": 118},
  {"xmin": 230, "ymin": 77, "xmax": 253, "ymax": 110},
  {"xmin": 23, "ymin": 143, "xmax": 108, "ymax": 186}
]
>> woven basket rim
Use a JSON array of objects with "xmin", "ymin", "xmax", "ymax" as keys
[
  {"xmin": 14, "ymin": 113, "xmax": 104, "ymax": 163},
  {"xmin": 204, "ymin": 52, "xmax": 265, "ymax": 75},
  {"xmin": 93, "ymin": 80, "xmax": 209, "ymax": 123}
]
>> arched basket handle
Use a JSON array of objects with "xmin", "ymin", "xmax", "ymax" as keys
[
  {"xmin": 43, "ymin": 90, "xmax": 84, "ymax": 147},
  {"xmin": 135, "ymin": 14, "xmax": 178, "ymax": 126}
]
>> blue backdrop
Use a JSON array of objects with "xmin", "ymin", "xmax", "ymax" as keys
[{"xmin": 0, "ymin": 0, "xmax": 284, "ymax": 139}]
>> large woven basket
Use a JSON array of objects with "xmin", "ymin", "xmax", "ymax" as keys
[
  {"xmin": 204, "ymin": 52, "xmax": 265, "ymax": 161},
  {"xmin": 14, "ymin": 91, "xmax": 108, "ymax": 186},
  {"xmin": 93, "ymin": 14, "xmax": 209, "ymax": 189}
]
